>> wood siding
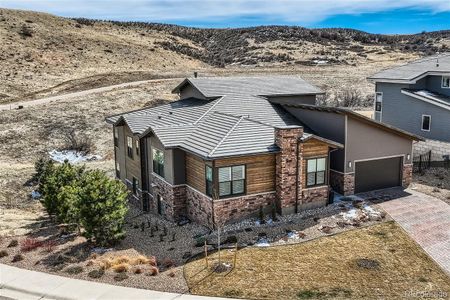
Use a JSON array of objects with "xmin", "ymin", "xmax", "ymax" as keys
[
  {"xmin": 215, "ymin": 154, "xmax": 276, "ymax": 194},
  {"xmin": 301, "ymin": 139, "xmax": 329, "ymax": 189},
  {"xmin": 186, "ymin": 153, "xmax": 207, "ymax": 193},
  {"xmin": 123, "ymin": 125, "xmax": 141, "ymax": 186}
]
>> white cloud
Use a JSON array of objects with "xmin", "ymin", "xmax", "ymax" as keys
[{"xmin": 2, "ymin": 0, "xmax": 450, "ymax": 24}]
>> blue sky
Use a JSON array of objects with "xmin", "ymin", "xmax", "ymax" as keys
[{"xmin": 2, "ymin": 0, "xmax": 450, "ymax": 34}]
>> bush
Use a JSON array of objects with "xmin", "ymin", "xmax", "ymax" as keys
[
  {"xmin": 65, "ymin": 265, "xmax": 83, "ymax": 274},
  {"xmin": 7, "ymin": 239, "xmax": 18, "ymax": 248},
  {"xmin": 112, "ymin": 263, "xmax": 129, "ymax": 273},
  {"xmin": 88, "ymin": 269, "xmax": 104, "ymax": 278},
  {"xmin": 20, "ymin": 238, "xmax": 42, "ymax": 252},
  {"xmin": 19, "ymin": 24, "xmax": 33, "ymax": 38},
  {"xmin": 12, "ymin": 254, "xmax": 24, "ymax": 263},
  {"xmin": 161, "ymin": 258, "xmax": 175, "ymax": 269},
  {"xmin": 114, "ymin": 273, "xmax": 129, "ymax": 281},
  {"xmin": 77, "ymin": 170, "xmax": 128, "ymax": 246},
  {"xmin": 42, "ymin": 240, "xmax": 57, "ymax": 253},
  {"xmin": 0, "ymin": 250, "xmax": 8, "ymax": 258},
  {"xmin": 147, "ymin": 266, "xmax": 159, "ymax": 276}
]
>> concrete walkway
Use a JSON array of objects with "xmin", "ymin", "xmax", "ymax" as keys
[
  {"xmin": 0, "ymin": 264, "xmax": 231, "ymax": 300},
  {"xmin": 379, "ymin": 189, "xmax": 450, "ymax": 275},
  {"xmin": 0, "ymin": 78, "xmax": 181, "ymax": 111}
]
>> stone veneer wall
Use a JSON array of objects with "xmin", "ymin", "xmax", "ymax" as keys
[
  {"xmin": 275, "ymin": 127, "xmax": 303, "ymax": 213},
  {"xmin": 402, "ymin": 164, "xmax": 413, "ymax": 188},
  {"xmin": 185, "ymin": 186, "xmax": 214, "ymax": 227},
  {"xmin": 329, "ymin": 170, "xmax": 355, "ymax": 195},
  {"xmin": 414, "ymin": 139, "xmax": 450, "ymax": 160},
  {"xmin": 300, "ymin": 186, "xmax": 329, "ymax": 210},
  {"xmin": 151, "ymin": 174, "xmax": 187, "ymax": 222}
]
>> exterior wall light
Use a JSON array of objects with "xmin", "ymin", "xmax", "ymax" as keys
[
  {"xmin": 348, "ymin": 161, "xmax": 352, "ymax": 169},
  {"xmin": 407, "ymin": 154, "xmax": 411, "ymax": 160}
]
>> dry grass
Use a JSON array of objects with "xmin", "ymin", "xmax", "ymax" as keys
[{"xmin": 184, "ymin": 222, "xmax": 450, "ymax": 299}]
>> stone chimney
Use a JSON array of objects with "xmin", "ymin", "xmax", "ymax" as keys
[{"xmin": 275, "ymin": 126, "xmax": 303, "ymax": 215}]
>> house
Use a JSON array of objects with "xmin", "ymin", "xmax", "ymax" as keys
[
  {"xmin": 368, "ymin": 53, "xmax": 450, "ymax": 158},
  {"xmin": 106, "ymin": 76, "xmax": 422, "ymax": 226}
]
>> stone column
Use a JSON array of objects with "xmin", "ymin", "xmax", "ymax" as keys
[
  {"xmin": 402, "ymin": 164, "xmax": 413, "ymax": 188},
  {"xmin": 275, "ymin": 126, "xmax": 303, "ymax": 215}
]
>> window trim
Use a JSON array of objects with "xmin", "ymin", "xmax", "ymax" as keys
[
  {"xmin": 152, "ymin": 147, "xmax": 165, "ymax": 178},
  {"xmin": 306, "ymin": 157, "xmax": 327, "ymax": 188},
  {"xmin": 135, "ymin": 139, "xmax": 140, "ymax": 156},
  {"xmin": 421, "ymin": 115, "xmax": 431, "ymax": 132},
  {"xmin": 442, "ymin": 76, "xmax": 450, "ymax": 89},
  {"xmin": 127, "ymin": 136, "xmax": 133, "ymax": 159},
  {"xmin": 115, "ymin": 161, "xmax": 120, "ymax": 178},
  {"xmin": 374, "ymin": 92, "xmax": 383, "ymax": 115},
  {"xmin": 217, "ymin": 164, "xmax": 246, "ymax": 198},
  {"xmin": 205, "ymin": 165, "xmax": 213, "ymax": 197}
]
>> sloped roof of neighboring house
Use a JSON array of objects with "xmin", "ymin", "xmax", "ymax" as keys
[
  {"xmin": 172, "ymin": 75, "xmax": 324, "ymax": 97},
  {"xmin": 401, "ymin": 89, "xmax": 450, "ymax": 111},
  {"xmin": 368, "ymin": 53, "xmax": 450, "ymax": 83},
  {"xmin": 281, "ymin": 103, "xmax": 424, "ymax": 141},
  {"xmin": 106, "ymin": 76, "xmax": 339, "ymax": 159}
]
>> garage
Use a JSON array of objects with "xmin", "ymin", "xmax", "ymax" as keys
[{"xmin": 354, "ymin": 157, "xmax": 402, "ymax": 193}]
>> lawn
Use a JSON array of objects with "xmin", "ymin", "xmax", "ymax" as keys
[{"xmin": 184, "ymin": 221, "xmax": 450, "ymax": 299}]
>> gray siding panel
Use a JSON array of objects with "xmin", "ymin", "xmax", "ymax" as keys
[
  {"xmin": 376, "ymin": 82, "xmax": 450, "ymax": 142},
  {"xmin": 426, "ymin": 75, "xmax": 450, "ymax": 97}
]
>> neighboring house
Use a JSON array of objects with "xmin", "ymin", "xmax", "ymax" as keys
[
  {"xmin": 368, "ymin": 53, "xmax": 450, "ymax": 158},
  {"xmin": 106, "ymin": 76, "xmax": 421, "ymax": 226}
]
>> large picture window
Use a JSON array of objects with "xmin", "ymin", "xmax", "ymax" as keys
[
  {"xmin": 152, "ymin": 148, "xmax": 164, "ymax": 177},
  {"xmin": 127, "ymin": 136, "xmax": 133, "ymax": 159},
  {"xmin": 218, "ymin": 165, "xmax": 245, "ymax": 197},
  {"xmin": 205, "ymin": 165, "xmax": 213, "ymax": 197},
  {"xmin": 306, "ymin": 158, "xmax": 326, "ymax": 187}
]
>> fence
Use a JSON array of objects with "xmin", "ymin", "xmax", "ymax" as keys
[{"xmin": 413, "ymin": 150, "xmax": 432, "ymax": 173}]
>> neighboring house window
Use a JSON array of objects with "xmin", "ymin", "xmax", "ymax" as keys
[
  {"xmin": 442, "ymin": 76, "xmax": 450, "ymax": 88},
  {"xmin": 205, "ymin": 165, "xmax": 213, "ymax": 197},
  {"xmin": 422, "ymin": 115, "xmax": 431, "ymax": 131},
  {"xmin": 115, "ymin": 161, "xmax": 120, "ymax": 178},
  {"xmin": 306, "ymin": 158, "xmax": 327, "ymax": 187},
  {"xmin": 135, "ymin": 140, "xmax": 140, "ymax": 156},
  {"xmin": 114, "ymin": 127, "xmax": 119, "ymax": 147},
  {"xmin": 132, "ymin": 177, "xmax": 139, "ymax": 195},
  {"xmin": 375, "ymin": 92, "xmax": 382, "ymax": 112},
  {"xmin": 152, "ymin": 148, "xmax": 164, "ymax": 177},
  {"xmin": 218, "ymin": 165, "xmax": 245, "ymax": 197},
  {"xmin": 127, "ymin": 136, "xmax": 133, "ymax": 159}
]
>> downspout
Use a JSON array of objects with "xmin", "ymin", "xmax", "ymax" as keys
[
  {"xmin": 295, "ymin": 139, "xmax": 300, "ymax": 214},
  {"xmin": 211, "ymin": 160, "xmax": 216, "ymax": 230}
]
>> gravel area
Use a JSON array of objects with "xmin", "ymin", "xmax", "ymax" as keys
[{"xmin": 0, "ymin": 198, "xmax": 390, "ymax": 293}]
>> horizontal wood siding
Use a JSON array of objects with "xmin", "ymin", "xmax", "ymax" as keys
[
  {"xmin": 186, "ymin": 153, "xmax": 207, "ymax": 194},
  {"xmin": 301, "ymin": 139, "xmax": 329, "ymax": 189},
  {"xmin": 215, "ymin": 154, "xmax": 276, "ymax": 194}
]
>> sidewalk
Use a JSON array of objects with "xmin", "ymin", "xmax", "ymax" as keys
[{"xmin": 0, "ymin": 264, "xmax": 232, "ymax": 300}]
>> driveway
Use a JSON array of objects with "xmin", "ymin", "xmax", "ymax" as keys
[
  {"xmin": 379, "ymin": 189, "xmax": 450, "ymax": 275},
  {"xmin": 0, "ymin": 264, "xmax": 231, "ymax": 300}
]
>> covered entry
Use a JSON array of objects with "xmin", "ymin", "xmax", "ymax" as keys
[{"xmin": 354, "ymin": 157, "xmax": 402, "ymax": 193}]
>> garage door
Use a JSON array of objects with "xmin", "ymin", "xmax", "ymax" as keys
[{"xmin": 354, "ymin": 157, "xmax": 402, "ymax": 193}]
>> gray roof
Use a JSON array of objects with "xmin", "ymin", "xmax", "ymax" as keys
[
  {"xmin": 172, "ymin": 75, "xmax": 324, "ymax": 97},
  {"xmin": 106, "ymin": 76, "xmax": 325, "ymax": 158},
  {"xmin": 368, "ymin": 53, "xmax": 450, "ymax": 83},
  {"xmin": 402, "ymin": 89, "xmax": 450, "ymax": 110}
]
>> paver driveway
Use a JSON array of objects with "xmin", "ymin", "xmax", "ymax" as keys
[{"xmin": 379, "ymin": 189, "xmax": 450, "ymax": 275}]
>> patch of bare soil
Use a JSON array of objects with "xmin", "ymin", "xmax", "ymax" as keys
[{"xmin": 412, "ymin": 167, "xmax": 450, "ymax": 205}]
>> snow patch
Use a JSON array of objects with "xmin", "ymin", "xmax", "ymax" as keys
[
  {"xmin": 31, "ymin": 190, "xmax": 41, "ymax": 199},
  {"xmin": 341, "ymin": 208, "xmax": 358, "ymax": 220},
  {"xmin": 255, "ymin": 238, "xmax": 270, "ymax": 247},
  {"xmin": 49, "ymin": 150, "xmax": 101, "ymax": 164}
]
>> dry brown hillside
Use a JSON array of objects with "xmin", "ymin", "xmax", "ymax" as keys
[{"xmin": 1, "ymin": 8, "xmax": 450, "ymax": 103}]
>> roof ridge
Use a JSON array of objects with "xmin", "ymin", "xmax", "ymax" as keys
[
  {"xmin": 193, "ymin": 96, "xmax": 225, "ymax": 125},
  {"xmin": 208, "ymin": 116, "xmax": 245, "ymax": 157},
  {"xmin": 212, "ymin": 110, "xmax": 277, "ymax": 128}
]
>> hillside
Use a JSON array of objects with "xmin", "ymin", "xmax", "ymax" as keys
[{"xmin": 1, "ymin": 8, "xmax": 450, "ymax": 102}]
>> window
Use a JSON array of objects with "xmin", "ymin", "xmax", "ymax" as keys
[
  {"xmin": 132, "ymin": 177, "xmax": 139, "ymax": 195},
  {"xmin": 135, "ymin": 140, "xmax": 140, "ymax": 156},
  {"xmin": 306, "ymin": 158, "xmax": 327, "ymax": 187},
  {"xmin": 375, "ymin": 92, "xmax": 382, "ymax": 112},
  {"xmin": 115, "ymin": 161, "xmax": 120, "ymax": 178},
  {"xmin": 205, "ymin": 165, "xmax": 213, "ymax": 197},
  {"xmin": 114, "ymin": 127, "xmax": 119, "ymax": 147},
  {"xmin": 152, "ymin": 148, "xmax": 164, "ymax": 177},
  {"xmin": 442, "ymin": 76, "xmax": 450, "ymax": 88},
  {"xmin": 127, "ymin": 136, "xmax": 133, "ymax": 159},
  {"xmin": 422, "ymin": 115, "xmax": 431, "ymax": 131},
  {"xmin": 218, "ymin": 165, "xmax": 245, "ymax": 197}
]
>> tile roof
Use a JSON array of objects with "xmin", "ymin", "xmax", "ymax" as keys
[
  {"xmin": 368, "ymin": 53, "xmax": 450, "ymax": 82},
  {"xmin": 106, "ymin": 76, "xmax": 329, "ymax": 158}
]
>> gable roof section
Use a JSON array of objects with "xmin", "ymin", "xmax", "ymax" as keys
[
  {"xmin": 401, "ymin": 89, "xmax": 450, "ymax": 111},
  {"xmin": 172, "ymin": 75, "xmax": 324, "ymax": 97},
  {"xmin": 282, "ymin": 104, "xmax": 424, "ymax": 141},
  {"xmin": 368, "ymin": 53, "xmax": 450, "ymax": 83}
]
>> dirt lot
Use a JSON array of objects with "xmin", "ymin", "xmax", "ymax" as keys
[
  {"xmin": 412, "ymin": 167, "xmax": 450, "ymax": 205},
  {"xmin": 184, "ymin": 222, "xmax": 450, "ymax": 299}
]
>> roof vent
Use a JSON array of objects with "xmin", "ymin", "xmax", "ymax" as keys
[
  {"xmin": 169, "ymin": 111, "xmax": 173, "ymax": 115},
  {"xmin": 437, "ymin": 57, "xmax": 439, "ymax": 67},
  {"xmin": 194, "ymin": 72, "xmax": 198, "ymax": 78},
  {"xmin": 158, "ymin": 115, "xmax": 162, "ymax": 119}
]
